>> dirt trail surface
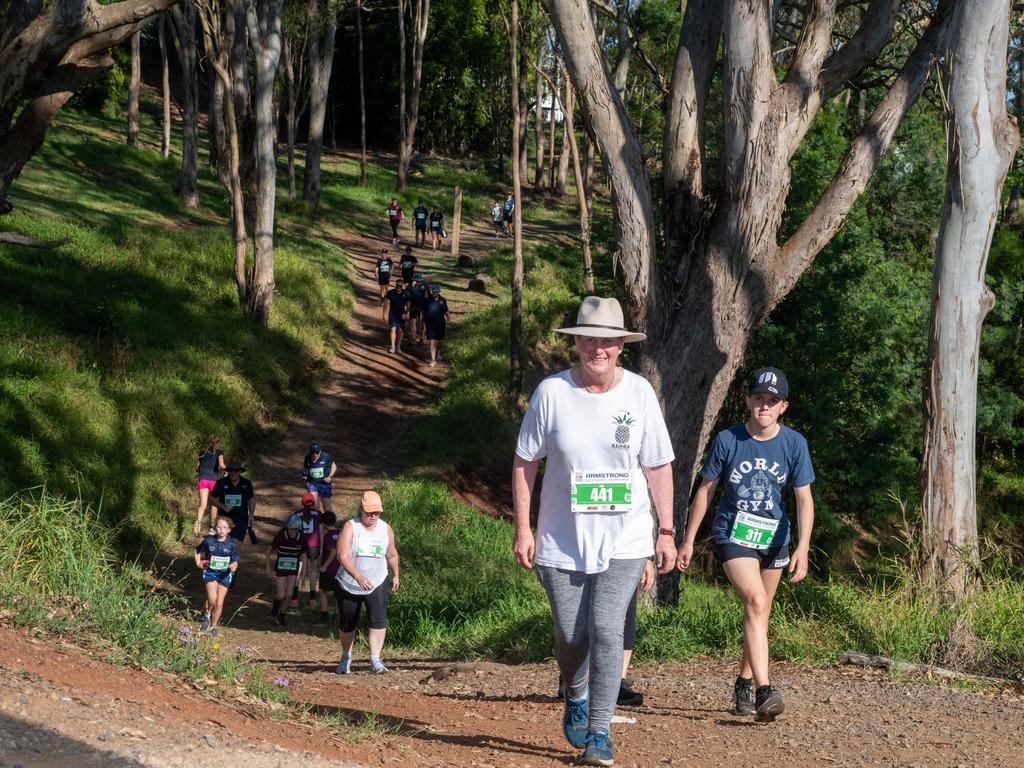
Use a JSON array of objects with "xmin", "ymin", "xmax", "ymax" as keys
[{"xmin": 4, "ymin": 214, "xmax": 1024, "ymax": 767}]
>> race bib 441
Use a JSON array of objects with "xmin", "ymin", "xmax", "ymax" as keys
[{"xmin": 570, "ymin": 470, "xmax": 632, "ymax": 513}]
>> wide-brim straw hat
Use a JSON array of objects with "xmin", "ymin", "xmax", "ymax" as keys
[{"xmin": 556, "ymin": 296, "xmax": 646, "ymax": 343}]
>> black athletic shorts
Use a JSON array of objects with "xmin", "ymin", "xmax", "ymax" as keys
[
  {"xmin": 717, "ymin": 542, "xmax": 791, "ymax": 570},
  {"xmin": 425, "ymin": 322, "xmax": 445, "ymax": 341},
  {"xmin": 337, "ymin": 578, "xmax": 391, "ymax": 631},
  {"xmin": 378, "ymin": 274, "xmax": 391, "ymax": 286},
  {"xmin": 319, "ymin": 572, "xmax": 339, "ymax": 593}
]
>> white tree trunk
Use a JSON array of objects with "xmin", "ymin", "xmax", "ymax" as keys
[
  {"xmin": 245, "ymin": 0, "xmax": 283, "ymax": 323},
  {"xmin": 922, "ymin": 0, "xmax": 1018, "ymax": 600}
]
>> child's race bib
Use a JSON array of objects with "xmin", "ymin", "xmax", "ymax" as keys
[
  {"xmin": 570, "ymin": 469, "xmax": 632, "ymax": 513},
  {"xmin": 209, "ymin": 555, "xmax": 231, "ymax": 571},
  {"xmin": 728, "ymin": 512, "xmax": 780, "ymax": 550},
  {"xmin": 276, "ymin": 556, "xmax": 299, "ymax": 572}
]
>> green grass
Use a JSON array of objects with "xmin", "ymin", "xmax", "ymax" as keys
[{"xmin": 0, "ymin": 107, "xmax": 353, "ymax": 544}]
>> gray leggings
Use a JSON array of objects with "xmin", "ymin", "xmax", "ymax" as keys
[{"xmin": 536, "ymin": 558, "xmax": 647, "ymax": 735}]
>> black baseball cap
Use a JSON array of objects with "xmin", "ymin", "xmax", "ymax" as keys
[
  {"xmin": 309, "ymin": 441, "xmax": 321, "ymax": 454},
  {"xmin": 749, "ymin": 367, "xmax": 789, "ymax": 399}
]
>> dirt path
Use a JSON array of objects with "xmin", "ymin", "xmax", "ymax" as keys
[{"xmin": 5, "ymin": 206, "xmax": 1024, "ymax": 767}]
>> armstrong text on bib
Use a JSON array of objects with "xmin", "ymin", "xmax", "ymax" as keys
[
  {"xmin": 570, "ymin": 469, "xmax": 633, "ymax": 514},
  {"xmin": 728, "ymin": 512, "xmax": 780, "ymax": 550}
]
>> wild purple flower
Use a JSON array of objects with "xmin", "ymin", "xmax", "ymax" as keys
[
  {"xmin": 179, "ymin": 626, "xmax": 190, "ymax": 635},
  {"xmin": 272, "ymin": 677, "xmax": 289, "ymax": 687}
]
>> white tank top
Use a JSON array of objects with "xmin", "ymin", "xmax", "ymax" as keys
[{"xmin": 337, "ymin": 518, "xmax": 391, "ymax": 595}]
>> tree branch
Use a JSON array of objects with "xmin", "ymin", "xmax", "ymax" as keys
[
  {"xmin": 777, "ymin": 0, "xmax": 956, "ymax": 289},
  {"xmin": 0, "ymin": 231, "xmax": 71, "ymax": 248},
  {"xmin": 819, "ymin": 0, "xmax": 899, "ymax": 97},
  {"xmin": 783, "ymin": 0, "xmax": 835, "ymax": 93}
]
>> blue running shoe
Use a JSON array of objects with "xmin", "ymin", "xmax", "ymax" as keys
[
  {"xmin": 562, "ymin": 693, "xmax": 588, "ymax": 749},
  {"xmin": 578, "ymin": 729, "xmax": 614, "ymax": 766},
  {"xmin": 335, "ymin": 653, "xmax": 351, "ymax": 674},
  {"xmin": 199, "ymin": 612, "xmax": 210, "ymax": 632}
]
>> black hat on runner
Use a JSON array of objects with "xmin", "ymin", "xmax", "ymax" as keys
[
  {"xmin": 225, "ymin": 460, "xmax": 247, "ymax": 473},
  {"xmin": 749, "ymin": 367, "xmax": 789, "ymax": 399},
  {"xmin": 309, "ymin": 441, "xmax": 321, "ymax": 454}
]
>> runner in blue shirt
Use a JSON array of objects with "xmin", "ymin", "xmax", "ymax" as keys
[
  {"xmin": 383, "ymin": 279, "xmax": 410, "ymax": 353},
  {"xmin": 423, "ymin": 285, "xmax": 450, "ymax": 367},
  {"xmin": 677, "ymin": 366, "xmax": 815, "ymax": 723},
  {"xmin": 194, "ymin": 517, "xmax": 239, "ymax": 635},
  {"xmin": 502, "ymin": 192, "xmax": 515, "ymax": 236},
  {"xmin": 302, "ymin": 442, "xmax": 337, "ymax": 515},
  {"xmin": 413, "ymin": 202, "xmax": 429, "ymax": 246}
]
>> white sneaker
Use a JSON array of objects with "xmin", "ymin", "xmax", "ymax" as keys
[
  {"xmin": 370, "ymin": 660, "xmax": 388, "ymax": 675},
  {"xmin": 389, "ymin": 345, "xmax": 396, "ymax": 353}
]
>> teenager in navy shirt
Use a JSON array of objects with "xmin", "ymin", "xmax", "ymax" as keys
[
  {"xmin": 677, "ymin": 367, "xmax": 815, "ymax": 722},
  {"xmin": 413, "ymin": 202, "xmax": 429, "ymax": 246},
  {"xmin": 302, "ymin": 442, "xmax": 337, "ymax": 514},
  {"xmin": 195, "ymin": 517, "xmax": 239, "ymax": 635},
  {"xmin": 267, "ymin": 513, "xmax": 309, "ymax": 625}
]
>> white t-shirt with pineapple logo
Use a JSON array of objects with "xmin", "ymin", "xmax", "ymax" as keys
[{"xmin": 515, "ymin": 369, "xmax": 674, "ymax": 573}]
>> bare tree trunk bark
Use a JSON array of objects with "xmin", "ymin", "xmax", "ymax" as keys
[
  {"xmin": 533, "ymin": 34, "xmax": 545, "ymax": 191},
  {"xmin": 127, "ymin": 29, "xmax": 141, "ymax": 147},
  {"xmin": 517, "ymin": 24, "xmax": 529, "ymax": 182},
  {"xmin": 547, "ymin": 54, "xmax": 557, "ymax": 189},
  {"xmin": 509, "ymin": 0, "xmax": 524, "ymax": 397},
  {"xmin": 281, "ymin": 31, "xmax": 298, "ymax": 198},
  {"xmin": 561, "ymin": 64, "xmax": 591, "ymax": 293},
  {"xmin": 396, "ymin": 0, "xmax": 429, "ymax": 193},
  {"xmin": 196, "ymin": 0, "xmax": 249, "ymax": 307},
  {"xmin": 209, "ymin": 68, "xmax": 227, "ymax": 177},
  {"xmin": 556, "ymin": 73, "xmax": 570, "ymax": 196},
  {"xmin": 921, "ymin": 0, "xmax": 1017, "ymax": 602},
  {"xmin": 304, "ymin": 0, "xmax": 337, "ymax": 215},
  {"xmin": 170, "ymin": 1, "xmax": 200, "ymax": 209},
  {"xmin": 159, "ymin": 13, "xmax": 172, "ymax": 159},
  {"xmin": 357, "ymin": 0, "xmax": 367, "ymax": 186},
  {"xmin": 397, "ymin": 0, "xmax": 407, "ymax": 184},
  {"xmin": 245, "ymin": 0, "xmax": 284, "ymax": 323}
]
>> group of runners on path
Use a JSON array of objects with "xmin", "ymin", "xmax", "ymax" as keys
[
  {"xmin": 386, "ymin": 198, "xmax": 447, "ymax": 250},
  {"xmin": 194, "ymin": 204, "xmax": 814, "ymax": 767},
  {"xmin": 191, "ymin": 441, "xmax": 401, "ymax": 672}
]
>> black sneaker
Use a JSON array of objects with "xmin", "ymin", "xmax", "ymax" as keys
[
  {"xmin": 732, "ymin": 676, "xmax": 755, "ymax": 715},
  {"xmin": 276, "ymin": 613, "xmax": 287, "ymax": 626},
  {"xmin": 616, "ymin": 678, "xmax": 643, "ymax": 707},
  {"xmin": 754, "ymin": 684, "xmax": 784, "ymax": 722}
]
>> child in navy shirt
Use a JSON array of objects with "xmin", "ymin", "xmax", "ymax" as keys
[
  {"xmin": 677, "ymin": 366, "xmax": 815, "ymax": 723},
  {"xmin": 195, "ymin": 517, "xmax": 239, "ymax": 635}
]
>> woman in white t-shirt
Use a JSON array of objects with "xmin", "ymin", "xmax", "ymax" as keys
[
  {"xmin": 334, "ymin": 490, "xmax": 400, "ymax": 675},
  {"xmin": 512, "ymin": 296, "xmax": 676, "ymax": 768}
]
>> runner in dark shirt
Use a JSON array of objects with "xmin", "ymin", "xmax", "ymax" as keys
[
  {"xmin": 413, "ymin": 202, "xmax": 429, "ymax": 247},
  {"xmin": 209, "ymin": 460, "xmax": 256, "ymax": 543},
  {"xmin": 400, "ymin": 246, "xmax": 418, "ymax": 284},
  {"xmin": 375, "ymin": 249, "xmax": 394, "ymax": 299},
  {"xmin": 193, "ymin": 435, "xmax": 226, "ymax": 537},
  {"xmin": 266, "ymin": 513, "xmax": 309, "ymax": 625},
  {"xmin": 407, "ymin": 273, "xmax": 428, "ymax": 344},
  {"xmin": 383, "ymin": 279, "xmax": 410, "ymax": 353},
  {"xmin": 302, "ymin": 442, "xmax": 337, "ymax": 514},
  {"xmin": 315, "ymin": 510, "xmax": 340, "ymax": 624},
  {"xmin": 423, "ymin": 285, "xmax": 451, "ymax": 367},
  {"xmin": 386, "ymin": 198, "xmax": 403, "ymax": 244},
  {"xmin": 429, "ymin": 208, "xmax": 444, "ymax": 251}
]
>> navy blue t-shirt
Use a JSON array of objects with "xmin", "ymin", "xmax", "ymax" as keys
[
  {"xmin": 303, "ymin": 451, "xmax": 334, "ymax": 483},
  {"xmin": 503, "ymin": 198, "xmax": 514, "ymax": 214},
  {"xmin": 196, "ymin": 536, "xmax": 239, "ymax": 571},
  {"xmin": 386, "ymin": 288, "xmax": 410, "ymax": 319},
  {"xmin": 400, "ymin": 254, "xmax": 417, "ymax": 278},
  {"xmin": 212, "ymin": 477, "xmax": 255, "ymax": 538},
  {"xmin": 423, "ymin": 297, "xmax": 449, "ymax": 324},
  {"xmin": 702, "ymin": 424, "xmax": 815, "ymax": 548},
  {"xmin": 413, "ymin": 206, "xmax": 428, "ymax": 227},
  {"xmin": 408, "ymin": 284, "xmax": 427, "ymax": 309},
  {"xmin": 196, "ymin": 450, "xmax": 224, "ymax": 481}
]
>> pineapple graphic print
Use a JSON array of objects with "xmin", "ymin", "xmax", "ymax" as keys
[{"xmin": 613, "ymin": 412, "xmax": 636, "ymax": 447}]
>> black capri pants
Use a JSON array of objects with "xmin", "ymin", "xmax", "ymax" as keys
[{"xmin": 337, "ymin": 578, "xmax": 391, "ymax": 631}]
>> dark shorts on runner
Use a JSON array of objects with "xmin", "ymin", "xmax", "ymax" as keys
[
  {"xmin": 388, "ymin": 315, "xmax": 405, "ymax": 329},
  {"xmin": 378, "ymin": 274, "xmax": 391, "ymax": 286},
  {"xmin": 203, "ymin": 569, "xmax": 234, "ymax": 587},
  {"xmin": 425, "ymin": 323, "xmax": 445, "ymax": 341},
  {"xmin": 717, "ymin": 542, "xmax": 791, "ymax": 570},
  {"xmin": 319, "ymin": 572, "xmax": 339, "ymax": 593},
  {"xmin": 305, "ymin": 480, "xmax": 332, "ymax": 499},
  {"xmin": 337, "ymin": 578, "xmax": 391, "ymax": 631},
  {"xmin": 408, "ymin": 305, "xmax": 422, "ymax": 320}
]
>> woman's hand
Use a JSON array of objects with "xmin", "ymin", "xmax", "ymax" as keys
[
  {"xmin": 639, "ymin": 559, "xmax": 656, "ymax": 592},
  {"xmin": 513, "ymin": 528, "xmax": 535, "ymax": 570},
  {"xmin": 391, "ymin": 574, "xmax": 401, "ymax": 593},
  {"xmin": 356, "ymin": 573, "xmax": 373, "ymax": 591}
]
